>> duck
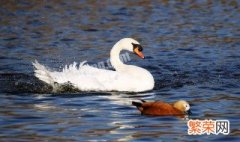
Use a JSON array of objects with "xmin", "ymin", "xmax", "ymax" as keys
[
  {"xmin": 132, "ymin": 100, "xmax": 191, "ymax": 116},
  {"xmin": 33, "ymin": 38, "xmax": 154, "ymax": 92}
]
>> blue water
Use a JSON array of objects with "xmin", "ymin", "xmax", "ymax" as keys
[{"xmin": 0, "ymin": 1, "xmax": 240, "ymax": 141}]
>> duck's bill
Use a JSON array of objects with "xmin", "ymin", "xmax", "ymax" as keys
[
  {"xmin": 134, "ymin": 48, "xmax": 145, "ymax": 59},
  {"xmin": 186, "ymin": 110, "xmax": 192, "ymax": 115}
]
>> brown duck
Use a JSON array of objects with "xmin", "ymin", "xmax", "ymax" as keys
[{"xmin": 132, "ymin": 100, "xmax": 191, "ymax": 116}]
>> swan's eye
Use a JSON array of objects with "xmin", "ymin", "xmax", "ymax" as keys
[
  {"xmin": 138, "ymin": 45, "xmax": 143, "ymax": 51},
  {"xmin": 132, "ymin": 43, "xmax": 143, "ymax": 52}
]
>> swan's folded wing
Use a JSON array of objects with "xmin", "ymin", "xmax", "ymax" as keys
[
  {"xmin": 34, "ymin": 61, "xmax": 133, "ymax": 91},
  {"xmin": 50, "ymin": 63, "xmax": 123, "ymax": 90},
  {"xmin": 78, "ymin": 65, "xmax": 132, "ymax": 91},
  {"xmin": 80, "ymin": 65, "xmax": 126, "ymax": 82}
]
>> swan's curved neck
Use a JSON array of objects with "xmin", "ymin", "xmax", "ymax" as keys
[{"xmin": 110, "ymin": 42, "xmax": 126, "ymax": 71}]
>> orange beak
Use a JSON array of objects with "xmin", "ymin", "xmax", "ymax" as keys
[{"xmin": 134, "ymin": 48, "xmax": 145, "ymax": 59}]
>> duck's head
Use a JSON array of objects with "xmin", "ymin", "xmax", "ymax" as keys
[
  {"xmin": 173, "ymin": 100, "xmax": 191, "ymax": 114},
  {"xmin": 119, "ymin": 38, "xmax": 144, "ymax": 59}
]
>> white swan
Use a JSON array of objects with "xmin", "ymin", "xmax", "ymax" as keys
[{"xmin": 33, "ymin": 38, "xmax": 154, "ymax": 92}]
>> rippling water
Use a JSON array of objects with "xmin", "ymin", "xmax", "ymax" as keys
[{"xmin": 0, "ymin": 1, "xmax": 240, "ymax": 141}]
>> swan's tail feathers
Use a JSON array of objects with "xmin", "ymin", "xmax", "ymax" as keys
[{"xmin": 32, "ymin": 60, "xmax": 54, "ymax": 85}]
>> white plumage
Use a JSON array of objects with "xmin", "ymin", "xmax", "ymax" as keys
[{"xmin": 33, "ymin": 38, "xmax": 154, "ymax": 92}]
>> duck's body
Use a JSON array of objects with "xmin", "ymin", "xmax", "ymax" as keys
[
  {"xmin": 33, "ymin": 38, "xmax": 154, "ymax": 92},
  {"xmin": 132, "ymin": 100, "xmax": 190, "ymax": 116}
]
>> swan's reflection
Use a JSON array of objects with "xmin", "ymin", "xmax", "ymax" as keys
[{"xmin": 98, "ymin": 92, "xmax": 156, "ymax": 106}]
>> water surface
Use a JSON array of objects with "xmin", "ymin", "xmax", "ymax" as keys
[{"xmin": 0, "ymin": 1, "xmax": 240, "ymax": 141}]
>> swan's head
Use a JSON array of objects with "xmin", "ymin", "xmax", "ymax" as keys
[{"xmin": 119, "ymin": 38, "xmax": 144, "ymax": 59}]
